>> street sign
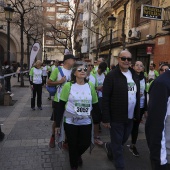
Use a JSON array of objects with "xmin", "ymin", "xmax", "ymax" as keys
[{"xmin": 141, "ymin": 4, "xmax": 163, "ymax": 20}]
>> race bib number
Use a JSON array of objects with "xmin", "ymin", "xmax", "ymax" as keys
[{"xmin": 74, "ymin": 100, "xmax": 91, "ymax": 116}]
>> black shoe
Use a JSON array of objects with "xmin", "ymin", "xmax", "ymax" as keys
[
  {"xmin": 78, "ymin": 156, "xmax": 83, "ymax": 166},
  {"xmin": 38, "ymin": 107, "xmax": 42, "ymax": 110},
  {"xmin": 104, "ymin": 142, "xmax": 113, "ymax": 161},
  {"xmin": 31, "ymin": 107, "xmax": 35, "ymax": 111},
  {"xmin": 129, "ymin": 145, "xmax": 139, "ymax": 157},
  {"xmin": 0, "ymin": 132, "xmax": 5, "ymax": 141}
]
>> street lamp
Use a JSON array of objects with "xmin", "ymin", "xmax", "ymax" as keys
[
  {"xmin": 4, "ymin": 4, "xmax": 14, "ymax": 65},
  {"xmin": 79, "ymin": 39, "xmax": 83, "ymax": 59},
  {"xmin": 108, "ymin": 14, "xmax": 116, "ymax": 69},
  {"xmin": 45, "ymin": 54, "xmax": 48, "ymax": 64},
  {"xmin": 43, "ymin": 49, "xmax": 46, "ymax": 62}
]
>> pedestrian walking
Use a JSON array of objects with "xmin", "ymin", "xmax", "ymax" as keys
[
  {"xmin": 42, "ymin": 63, "xmax": 48, "ymax": 86},
  {"xmin": 48, "ymin": 54, "xmax": 75, "ymax": 148},
  {"xmin": 55, "ymin": 61, "xmax": 100, "ymax": 170},
  {"xmin": 4, "ymin": 65, "xmax": 13, "ymax": 93},
  {"xmin": 102, "ymin": 50, "xmax": 140, "ymax": 170},
  {"xmin": 128, "ymin": 61, "xmax": 147, "ymax": 157},
  {"xmin": 94, "ymin": 61, "xmax": 107, "ymax": 145},
  {"xmin": 145, "ymin": 70, "xmax": 170, "ymax": 170},
  {"xmin": 47, "ymin": 60, "xmax": 59, "ymax": 100},
  {"xmin": 147, "ymin": 63, "xmax": 159, "ymax": 80},
  {"xmin": 29, "ymin": 60, "xmax": 44, "ymax": 110}
]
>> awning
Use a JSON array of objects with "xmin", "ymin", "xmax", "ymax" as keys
[{"xmin": 126, "ymin": 40, "xmax": 155, "ymax": 47}]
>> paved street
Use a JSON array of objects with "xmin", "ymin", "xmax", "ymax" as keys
[{"xmin": 0, "ymin": 77, "xmax": 152, "ymax": 170}]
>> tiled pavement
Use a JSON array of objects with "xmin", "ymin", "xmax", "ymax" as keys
[{"xmin": 0, "ymin": 77, "xmax": 152, "ymax": 170}]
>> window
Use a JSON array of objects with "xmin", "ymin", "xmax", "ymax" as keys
[
  {"xmin": 57, "ymin": 0, "xmax": 68, "ymax": 2},
  {"xmin": 46, "ymin": 32, "xmax": 53, "ymax": 36},
  {"xmin": 47, "ymin": 16, "xmax": 55, "ymax": 20},
  {"xmin": 46, "ymin": 40, "xmax": 54, "ymax": 45},
  {"xmin": 79, "ymin": 13, "xmax": 83, "ymax": 20},
  {"xmin": 47, "ymin": 0, "xmax": 55, "ymax": 3},
  {"xmin": 46, "ymin": 24, "xmax": 51, "ymax": 28},
  {"xmin": 56, "ymin": 13, "xmax": 70, "ymax": 19},
  {"xmin": 46, "ymin": 7, "xmax": 55, "ymax": 12},
  {"xmin": 58, "ymin": 7, "xmax": 67, "ymax": 12}
]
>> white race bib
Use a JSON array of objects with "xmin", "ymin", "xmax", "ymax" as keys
[{"xmin": 74, "ymin": 100, "xmax": 91, "ymax": 116}]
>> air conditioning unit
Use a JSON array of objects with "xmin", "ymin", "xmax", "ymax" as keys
[
  {"xmin": 162, "ymin": 20, "xmax": 170, "ymax": 31},
  {"xmin": 128, "ymin": 28, "xmax": 141, "ymax": 40}
]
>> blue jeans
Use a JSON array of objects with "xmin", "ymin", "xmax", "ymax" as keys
[{"xmin": 109, "ymin": 119, "xmax": 133, "ymax": 170}]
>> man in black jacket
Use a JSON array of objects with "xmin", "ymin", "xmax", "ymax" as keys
[
  {"xmin": 145, "ymin": 70, "xmax": 170, "ymax": 170},
  {"xmin": 102, "ymin": 50, "xmax": 140, "ymax": 170}
]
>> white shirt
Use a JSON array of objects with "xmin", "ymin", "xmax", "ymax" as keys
[
  {"xmin": 32, "ymin": 68, "xmax": 42, "ymax": 84},
  {"xmin": 87, "ymin": 74, "xmax": 96, "ymax": 86},
  {"xmin": 42, "ymin": 66, "xmax": 48, "ymax": 76},
  {"xmin": 140, "ymin": 78, "xmax": 145, "ymax": 108},
  {"xmin": 96, "ymin": 72, "xmax": 105, "ymax": 97},
  {"xmin": 65, "ymin": 83, "xmax": 92, "ymax": 125},
  {"xmin": 122, "ymin": 70, "xmax": 137, "ymax": 119},
  {"xmin": 56, "ymin": 67, "xmax": 72, "ymax": 101},
  {"xmin": 148, "ymin": 70, "xmax": 155, "ymax": 80}
]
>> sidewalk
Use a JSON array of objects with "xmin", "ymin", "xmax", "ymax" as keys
[{"xmin": 0, "ymin": 77, "xmax": 152, "ymax": 170}]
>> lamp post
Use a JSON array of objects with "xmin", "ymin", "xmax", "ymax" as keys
[
  {"xmin": 45, "ymin": 54, "xmax": 48, "ymax": 64},
  {"xmin": 4, "ymin": 4, "xmax": 14, "ymax": 65},
  {"xmin": 108, "ymin": 14, "xmax": 116, "ymax": 69},
  {"xmin": 79, "ymin": 39, "xmax": 83, "ymax": 59},
  {"xmin": 43, "ymin": 49, "xmax": 46, "ymax": 63}
]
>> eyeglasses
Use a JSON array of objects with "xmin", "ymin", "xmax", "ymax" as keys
[
  {"xmin": 77, "ymin": 67, "xmax": 88, "ymax": 72},
  {"xmin": 160, "ymin": 68, "xmax": 169, "ymax": 72},
  {"xmin": 119, "ymin": 57, "xmax": 132, "ymax": 62},
  {"xmin": 88, "ymin": 64, "xmax": 93, "ymax": 67}
]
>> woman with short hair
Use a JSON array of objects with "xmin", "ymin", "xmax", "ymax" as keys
[
  {"xmin": 55, "ymin": 61, "xmax": 100, "ymax": 170},
  {"xmin": 29, "ymin": 60, "xmax": 44, "ymax": 110}
]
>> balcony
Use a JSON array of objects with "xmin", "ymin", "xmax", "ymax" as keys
[
  {"xmin": 111, "ymin": 0, "xmax": 126, "ymax": 9},
  {"xmin": 91, "ymin": 40, "xmax": 97, "ymax": 49},
  {"xmin": 99, "ymin": 29, "xmax": 122, "ymax": 48},
  {"xmin": 100, "ymin": 1, "xmax": 112, "ymax": 16}
]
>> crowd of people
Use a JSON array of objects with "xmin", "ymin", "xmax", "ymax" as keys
[{"xmin": 27, "ymin": 50, "xmax": 170, "ymax": 170}]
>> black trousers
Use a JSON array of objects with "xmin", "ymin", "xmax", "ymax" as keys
[
  {"xmin": 43, "ymin": 76, "xmax": 47, "ymax": 85},
  {"xmin": 131, "ymin": 108, "xmax": 145, "ymax": 144},
  {"xmin": 109, "ymin": 119, "xmax": 133, "ymax": 170},
  {"xmin": 31, "ymin": 84, "xmax": 42, "ymax": 108},
  {"xmin": 64, "ymin": 123, "xmax": 92, "ymax": 169}
]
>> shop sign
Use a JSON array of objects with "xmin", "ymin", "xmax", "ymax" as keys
[
  {"xmin": 146, "ymin": 46, "xmax": 153, "ymax": 54},
  {"xmin": 141, "ymin": 4, "xmax": 163, "ymax": 20}
]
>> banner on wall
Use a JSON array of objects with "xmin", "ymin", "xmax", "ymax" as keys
[{"xmin": 29, "ymin": 43, "xmax": 40, "ymax": 69}]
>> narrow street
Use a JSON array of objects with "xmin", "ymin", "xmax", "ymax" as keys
[{"xmin": 0, "ymin": 77, "xmax": 151, "ymax": 170}]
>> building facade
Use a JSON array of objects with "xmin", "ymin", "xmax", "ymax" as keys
[{"xmin": 81, "ymin": 0, "xmax": 170, "ymax": 71}]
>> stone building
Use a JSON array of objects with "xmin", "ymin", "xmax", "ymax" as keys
[{"xmin": 81, "ymin": 0, "xmax": 170, "ymax": 71}]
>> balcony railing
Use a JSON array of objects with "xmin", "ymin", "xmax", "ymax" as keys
[
  {"xmin": 111, "ymin": 0, "xmax": 125, "ymax": 9},
  {"xmin": 100, "ymin": 1, "xmax": 111, "ymax": 15},
  {"xmin": 99, "ymin": 29, "xmax": 122, "ymax": 47}
]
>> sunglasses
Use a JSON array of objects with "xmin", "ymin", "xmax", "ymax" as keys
[
  {"xmin": 119, "ymin": 57, "xmax": 132, "ymax": 62},
  {"xmin": 77, "ymin": 67, "xmax": 88, "ymax": 72},
  {"xmin": 88, "ymin": 64, "xmax": 93, "ymax": 67},
  {"xmin": 160, "ymin": 68, "xmax": 169, "ymax": 72}
]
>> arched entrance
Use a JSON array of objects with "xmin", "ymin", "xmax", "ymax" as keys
[{"xmin": 0, "ymin": 31, "xmax": 19, "ymax": 64}]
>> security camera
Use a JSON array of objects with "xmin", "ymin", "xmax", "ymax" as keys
[{"xmin": 146, "ymin": 34, "xmax": 152, "ymax": 39}]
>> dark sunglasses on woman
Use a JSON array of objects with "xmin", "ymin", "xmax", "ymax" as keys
[{"xmin": 77, "ymin": 68, "xmax": 88, "ymax": 72}]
